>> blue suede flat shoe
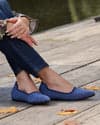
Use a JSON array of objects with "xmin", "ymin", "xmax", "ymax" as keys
[
  {"xmin": 39, "ymin": 83, "xmax": 95, "ymax": 101},
  {"xmin": 11, "ymin": 82, "xmax": 50, "ymax": 104}
]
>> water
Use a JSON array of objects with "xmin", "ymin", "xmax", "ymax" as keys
[{"xmin": 9, "ymin": 0, "xmax": 100, "ymax": 32}]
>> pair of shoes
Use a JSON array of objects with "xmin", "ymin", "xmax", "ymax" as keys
[
  {"xmin": 11, "ymin": 82, "xmax": 50, "ymax": 104},
  {"xmin": 39, "ymin": 83, "xmax": 95, "ymax": 101}
]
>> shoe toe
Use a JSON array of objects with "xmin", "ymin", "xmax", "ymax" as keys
[
  {"xmin": 27, "ymin": 92, "xmax": 50, "ymax": 104},
  {"xmin": 73, "ymin": 88, "xmax": 95, "ymax": 100}
]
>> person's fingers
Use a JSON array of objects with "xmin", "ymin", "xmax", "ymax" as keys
[
  {"xmin": 7, "ymin": 24, "xmax": 29, "ymax": 38},
  {"xmin": 31, "ymin": 36, "xmax": 39, "ymax": 46},
  {"xmin": 25, "ymin": 35, "xmax": 38, "ymax": 46},
  {"xmin": 21, "ymin": 35, "xmax": 38, "ymax": 47},
  {"xmin": 17, "ymin": 31, "xmax": 29, "ymax": 39},
  {"xmin": 7, "ymin": 26, "xmax": 21, "ymax": 35},
  {"xmin": 6, "ymin": 17, "xmax": 30, "ymax": 39},
  {"xmin": 6, "ymin": 17, "xmax": 38, "ymax": 47},
  {"xmin": 7, "ymin": 23, "xmax": 22, "ymax": 33},
  {"xmin": 21, "ymin": 36, "xmax": 33, "ymax": 47},
  {"xmin": 6, "ymin": 18, "xmax": 17, "ymax": 24},
  {"xmin": 7, "ymin": 24, "xmax": 29, "ymax": 37},
  {"xmin": 6, "ymin": 18, "xmax": 18, "ymax": 33},
  {"xmin": 10, "ymin": 28, "xmax": 26, "ymax": 38},
  {"xmin": 16, "ymin": 27, "xmax": 28, "ymax": 36}
]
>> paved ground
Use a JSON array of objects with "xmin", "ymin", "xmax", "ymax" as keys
[{"xmin": 0, "ymin": 18, "xmax": 100, "ymax": 125}]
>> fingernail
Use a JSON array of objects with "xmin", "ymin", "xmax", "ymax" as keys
[
  {"xmin": 6, "ymin": 30, "xmax": 8, "ymax": 33},
  {"xmin": 7, "ymin": 33, "xmax": 10, "ymax": 36},
  {"xmin": 11, "ymin": 36, "xmax": 14, "ymax": 38}
]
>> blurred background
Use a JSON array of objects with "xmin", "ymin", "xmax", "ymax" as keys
[{"xmin": 9, "ymin": 0, "xmax": 100, "ymax": 32}]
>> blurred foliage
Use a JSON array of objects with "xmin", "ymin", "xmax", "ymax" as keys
[{"xmin": 8, "ymin": 0, "xmax": 100, "ymax": 32}]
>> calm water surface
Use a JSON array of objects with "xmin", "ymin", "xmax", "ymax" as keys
[{"xmin": 9, "ymin": 0, "xmax": 100, "ymax": 32}]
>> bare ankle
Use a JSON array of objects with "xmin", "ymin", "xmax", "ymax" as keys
[
  {"xmin": 38, "ymin": 67, "xmax": 73, "ymax": 92},
  {"xmin": 38, "ymin": 67, "xmax": 49, "ymax": 80},
  {"xmin": 16, "ymin": 71, "xmax": 38, "ymax": 93}
]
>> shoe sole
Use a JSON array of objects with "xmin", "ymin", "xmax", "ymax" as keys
[
  {"xmin": 12, "ymin": 98, "xmax": 50, "ymax": 105},
  {"xmin": 49, "ymin": 93, "xmax": 95, "ymax": 101}
]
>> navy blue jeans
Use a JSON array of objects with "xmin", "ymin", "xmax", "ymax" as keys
[{"xmin": 0, "ymin": 0, "xmax": 49, "ymax": 76}]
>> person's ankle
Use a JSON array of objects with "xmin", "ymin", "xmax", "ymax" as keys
[
  {"xmin": 41, "ymin": 81, "xmax": 74, "ymax": 93},
  {"xmin": 16, "ymin": 81, "xmax": 39, "ymax": 94}
]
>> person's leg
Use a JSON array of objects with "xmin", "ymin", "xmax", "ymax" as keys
[
  {"xmin": 2, "ymin": 35, "xmax": 73, "ymax": 91},
  {"xmin": 0, "ymin": 0, "xmax": 39, "ymax": 93},
  {"xmin": 0, "ymin": 0, "xmax": 73, "ymax": 94},
  {"xmin": 0, "ymin": 0, "xmax": 95, "ymax": 101},
  {"xmin": 2, "ymin": 36, "xmax": 95, "ymax": 100},
  {"xmin": 0, "ymin": 38, "xmax": 50, "ymax": 104},
  {"xmin": 38, "ymin": 67, "xmax": 73, "ymax": 93},
  {"xmin": 1, "ymin": 0, "xmax": 70, "ymax": 94},
  {"xmin": 6, "ymin": 57, "xmax": 38, "ymax": 93},
  {"xmin": 2, "ymin": 36, "xmax": 73, "ymax": 93},
  {"xmin": 0, "ymin": 0, "xmax": 50, "ymax": 104},
  {"xmin": 0, "ymin": 0, "xmax": 14, "ymax": 19},
  {"xmin": 3, "ymin": 36, "xmax": 49, "ymax": 77},
  {"xmin": 0, "ymin": 0, "xmax": 73, "ymax": 93}
]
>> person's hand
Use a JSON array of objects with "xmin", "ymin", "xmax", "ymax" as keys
[
  {"xmin": 6, "ymin": 17, "xmax": 29, "ymax": 39},
  {"xmin": 6, "ymin": 17, "xmax": 38, "ymax": 47}
]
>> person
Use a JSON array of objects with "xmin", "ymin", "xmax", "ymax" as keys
[{"xmin": 0, "ymin": 0, "xmax": 95, "ymax": 104}]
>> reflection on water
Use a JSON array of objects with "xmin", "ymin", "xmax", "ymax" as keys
[{"xmin": 9, "ymin": 0, "xmax": 100, "ymax": 32}]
